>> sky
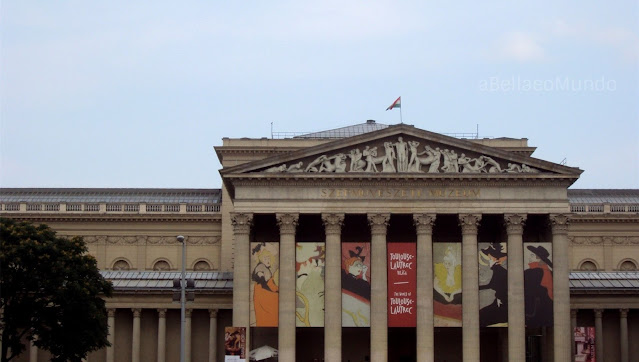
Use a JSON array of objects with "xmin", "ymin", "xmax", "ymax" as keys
[{"xmin": 1, "ymin": 1, "xmax": 638, "ymax": 189}]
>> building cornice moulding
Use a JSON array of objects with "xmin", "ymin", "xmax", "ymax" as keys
[{"xmin": 1, "ymin": 213, "xmax": 221, "ymax": 223}]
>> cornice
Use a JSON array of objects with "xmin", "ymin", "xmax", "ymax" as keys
[
  {"xmin": 569, "ymin": 214, "xmax": 639, "ymax": 224},
  {"xmin": 227, "ymin": 175, "xmax": 577, "ymax": 188},
  {"xmin": 0, "ymin": 213, "xmax": 221, "ymax": 223}
]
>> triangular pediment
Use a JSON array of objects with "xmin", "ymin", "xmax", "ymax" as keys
[{"xmin": 221, "ymin": 125, "xmax": 582, "ymax": 179}]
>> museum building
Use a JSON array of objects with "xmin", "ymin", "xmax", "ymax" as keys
[{"xmin": 2, "ymin": 121, "xmax": 638, "ymax": 362}]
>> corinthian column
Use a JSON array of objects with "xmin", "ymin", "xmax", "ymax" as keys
[
  {"xmin": 157, "ymin": 309, "xmax": 167, "ymax": 362},
  {"xmin": 209, "ymin": 309, "xmax": 218, "ymax": 362},
  {"xmin": 277, "ymin": 213, "xmax": 299, "ymax": 362},
  {"xmin": 459, "ymin": 214, "xmax": 481, "ymax": 362},
  {"xmin": 231, "ymin": 213, "xmax": 253, "ymax": 350},
  {"xmin": 620, "ymin": 309, "xmax": 629, "ymax": 362},
  {"xmin": 106, "ymin": 309, "xmax": 115, "ymax": 362},
  {"xmin": 414, "ymin": 214, "xmax": 435, "ymax": 362},
  {"xmin": 131, "ymin": 308, "xmax": 141, "ymax": 362},
  {"xmin": 505, "ymin": 214, "xmax": 526, "ymax": 362},
  {"xmin": 594, "ymin": 309, "xmax": 604, "ymax": 362},
  {"xmin": 550, "ymin": 214, "xmax": 571, "ymax": 362},
  {"xmin": 322, "ymin": 213, "xmax": 345, "ymax": 362},
  {"xmin": 368, "ymin": 213, "xmax": 390, "ymax": 362}
]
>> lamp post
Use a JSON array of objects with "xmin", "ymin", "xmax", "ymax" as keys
[{"xmin": 177, "ymin": 235, "xmax": 186, "ymax": 362}]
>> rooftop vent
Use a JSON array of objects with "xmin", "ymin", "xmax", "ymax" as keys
[{"xmin": 366, "ymin": 120, "xmax": 376, "ymax": 124}]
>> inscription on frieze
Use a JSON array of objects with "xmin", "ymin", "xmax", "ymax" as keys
[{"xmin": 320, "ymin": 188, "xmax": 481, "ymax": 199}]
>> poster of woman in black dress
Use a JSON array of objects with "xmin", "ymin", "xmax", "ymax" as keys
[
  {"xmin": 478, "ymin": 242, "xmax": 508, "ymax": 327},
  {"xmin": 341, "ymin": 243, "xmax": 371, "ymax": 327},
  {"xmin": 524, "ymin": 243, "xmax": 554, "ymax": 327}
]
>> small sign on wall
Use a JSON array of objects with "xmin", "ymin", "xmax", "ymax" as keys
[{"xmin": 224, "ymin": 327, "xmax": 246, "ymax": 362}]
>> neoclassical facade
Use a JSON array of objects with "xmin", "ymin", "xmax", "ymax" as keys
[{"xmin": 2, "ymin": 122, "xmax": 638, "ymax": 362}]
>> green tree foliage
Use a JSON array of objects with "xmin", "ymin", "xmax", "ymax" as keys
[{"xmin": 0, "ymin": 218, "xmax": 113, "ymax": 362}]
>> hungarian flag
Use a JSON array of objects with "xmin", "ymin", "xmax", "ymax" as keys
[{"xmin": 386, "ymin": 96, "xmax": 401, "ymax": 111}]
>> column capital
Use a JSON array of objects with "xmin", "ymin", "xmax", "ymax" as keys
[
  {"xmin": 549, "ymin": 214, "xmax": 570, "ymax": 234},
  {"xmin": 276, "ymin": 213, "xmax": 299, "ymax": 235},
  {"xmin": 185, "ymin": 309, "xmax": 193, "ymax": 318},
  {"xmin": 209, "ymin": 309, "xmax": 218, "ymax": 318},
  {"xmin": 321, "ymin": 213, "xmax": 344, "ymax": 235},
  {"xmin": 367, "ymin": 213, "xmax": 390, "ymax": 235},
  {"xmin": 107, "ymin": 309, "xmax": 116, "ymax": 317},
  {"xmin": 620, "ymin": 308, "xmax": 629, "ymax": 318},
  {"xmin": 504, "ymin": 214, "xmax": 527, "ymax": 235},
  {"xmin": 132, "ymin": 308, "xmax": 141, "ymax": 318},
  {"xmin": 594, "ymin": 309, "xmax": 604, "ymax": 318},
  {"xmin": 157, "ymin": 309, "xmax": 167, "ymax": 318},
  {"xmin": 231, "ymin": 213, "xmax": 253, "ymax": 235},
  {"xmin": 413, "ymin": 214, "xmax": 436, "ymax": 235},
  {"xmin": 458, "ymin": 214, "xmax": 482, "ymax": 234}
]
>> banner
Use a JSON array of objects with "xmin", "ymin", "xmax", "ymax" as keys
[
  {"xmin": 478, "ymin": 242, "xmax": 508, "ymax": 327},
  {"xmin": 296, "ymin": 242, "xmax": 325, "ymax": 327},
  {"xmin": 433, "ymin": 243, "xmax": 462, "ymax": 326},
  {"xmin": 250, "ymin": 242, "xmax": 279, "ymax": 327},
  {"xmin": 524, "ymin": 242, "xmax": 553, "ymax": 327},
  {"xmin": 388, "ymin": 243, "xmax": 416, "ymax": 327},
  {"xmin": 341, "ymin": 242, "xmax": 371, "ymax": 327},
  {"xmin": 574, "ymin": 327, "xmax": 596, "ymax": 362},
  {"xmin": 224, "ymin": 327, "xmax": 246, "ymax": 362}
]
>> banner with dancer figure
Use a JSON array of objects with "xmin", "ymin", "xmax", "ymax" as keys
[
  {"xmin": 250, "ymin": 242, "xmax": 279, "ymax": 327},
  {"xmin": 433, "ymin": 243, "xmax": 462, "ymax": 326},
  {"xmin": 478, "ymin": 242, "xmax": 508, "ymax": 327},
  {"xmin": 524, "ymin": 242, "xmax": 553, "ymax": 327},
  {"xmin": 342, "ymin": 242, "xmax": 371, "ymax": 327},
  {"xmin": 295, "ymin": 242, "xmax": 325, "ymax": 327}
]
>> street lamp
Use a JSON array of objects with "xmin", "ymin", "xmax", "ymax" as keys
[{"xmin": 177, "ymin": 235, "xmax": 186, "ymax": 362}]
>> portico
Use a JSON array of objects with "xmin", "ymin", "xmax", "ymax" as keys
[{"xmin": 220, "ymin": 124, "xmax": 581, "ymax": 361}]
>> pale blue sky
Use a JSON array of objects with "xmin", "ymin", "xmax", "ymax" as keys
[{"xmin": 1, "ymin": 1, "xmax": 638, "ymax": 189}]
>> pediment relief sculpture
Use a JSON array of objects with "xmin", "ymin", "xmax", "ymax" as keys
[{"xmin": 259, "ymin": 136, "xmax": 539, "ymax": 174}]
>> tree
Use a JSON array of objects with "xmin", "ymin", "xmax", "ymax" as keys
[{"xmin": 0, "ymin": 218, "xmax": 113, "ymax": 362}]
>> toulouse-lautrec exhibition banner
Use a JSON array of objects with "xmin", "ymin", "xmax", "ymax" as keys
[{"xmin": 387, "ymin": 243, "xmax": 417, "ymax": 327}]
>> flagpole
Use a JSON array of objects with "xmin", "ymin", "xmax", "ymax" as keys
[{"xmin": 400, "ymin": 101, "xmax": 403, "ymax": 124}]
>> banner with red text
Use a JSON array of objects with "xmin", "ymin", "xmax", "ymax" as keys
[{"xmin": 387, "ymin": 243, "xmax": 417, "ymax": 327}]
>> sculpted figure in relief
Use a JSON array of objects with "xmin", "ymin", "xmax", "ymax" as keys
[
  {"xmin": 407, "ymin": 141, "xmax": 421, "ymax": 172},
  {"xmin": 287, "ymin": 162, "xmax": 304, "ymax": 173},
  {"xmin": 441, "ymin": 149, "xmax": 460, "ymax": 173},
  {"xmin": 306, "ymin": 155, "xmax": 328, "ymax": 172},
  {"xmin": 319, "ymin": 154, "xmax": 347, "ymax": 173},
  {"xmin": 505, "ymin": 163, "xmax": 522, "ymax": 173},
  {"xmin": 382, "ymin": 142, "xmax": 397, "ymax": 172},
  {"xmin": 417, "ymin": 146, "xmax": 441, "ymax": 173},
  {"xmin": 521, "ymin": 164, "xmax": 539, "ymax": 173},
  {"xmin": 364, "ymin": 146, "xmax": 386, "ymax": 172},
  {"xmin": 265, "ymin": 164, "xmax": 287, "ymax": 173},
  {"xmin": 481, "ymin": 156, "xmax": 502, "ymax": 173},
  {"xmin": 394, "ymin": 137, "xmax": 409, "ymax": 172},
  {"xmin": 348, "ymin": 149, "xmax": 366, "ymax": 172},
  {"xmin": 458, "ymin": 154, "xmax": 481, "ymax": 173}
]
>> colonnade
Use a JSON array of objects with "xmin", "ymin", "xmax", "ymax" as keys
[
  {"xmin": 101, "ymin": 308, "xmax": 218, "ymax": 362},
  {"xmin": 571, "ymin": 308, "xmax": 631, "ymax": 362},
  {"xmin": 231, "ymin": 212, "xmax": 572, "ymax": 362}
]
